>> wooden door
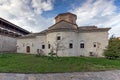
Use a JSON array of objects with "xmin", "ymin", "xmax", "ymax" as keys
[{"xmin": 26, "ymin": 46, "xmax": 30, "ymax": 53}]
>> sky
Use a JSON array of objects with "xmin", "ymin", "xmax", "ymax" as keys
[{"xmin": 0, "ymin": 0, "xmax": 120, "ymax": 37}]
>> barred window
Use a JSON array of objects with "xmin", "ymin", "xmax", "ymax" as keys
[{"xmin": 80, "ymin": 43, "xmax": 84, "ymax": 48}]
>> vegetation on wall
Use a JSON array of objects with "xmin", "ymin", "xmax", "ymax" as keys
[
  {"xmin": 48, "ymin": 37, "xmax": 66, "ymax": 57},
  {"xmin": 104, "ymin": 37, "xmax": 120, "ymax": 60}
]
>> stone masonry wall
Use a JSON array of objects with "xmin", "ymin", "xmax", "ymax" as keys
[{"xmin": 0, "ymin": 35, "xmax": 16, "ymax": 52}]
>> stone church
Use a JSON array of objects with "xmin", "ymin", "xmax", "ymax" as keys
[{"xmin": 17, "ymin": 12, "xmax": 110, "ymax": 57}]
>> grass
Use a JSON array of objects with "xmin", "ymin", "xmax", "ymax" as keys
[{"xmin": 0, "ymin": 53, "xmax": 120, "ymax": 73}]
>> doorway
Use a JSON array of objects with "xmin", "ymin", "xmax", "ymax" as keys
[{"xmin": 26, "ymin": 46, "xmax": 30, "ymax": 53}]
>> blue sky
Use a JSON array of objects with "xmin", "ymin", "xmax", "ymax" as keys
[
  {"xmin": 41, "ymin": 0, "xmax": 85, "ymax": 18},
  {"xmin": 0, "ymin": 0, "xmax": 120, "ymax": 37}
]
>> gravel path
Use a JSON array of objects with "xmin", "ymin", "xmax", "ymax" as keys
[{"xmin": 0, "ymin": 70, "xmax": 120, "ymax": 80}]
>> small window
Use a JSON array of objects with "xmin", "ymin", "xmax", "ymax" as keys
[
  {"xmin": 94, "ymin": 44, "xmax": 96, "ymax": 47},
  {"xmin": 80, "ymin": 43, "xmax": 84, "ymax": 48},
  {"xmin": 42, "ymin": 45, "xmax": 45, "ymax": 49},
  {"xmin": 48, "ymin": 44, "xmax": 50, "ymax": 49},
  {"xmin": 93, "ymin": 42, "xmax": 97, "ymax": 47},
  {"xmin": 69, "ymin": 43, "xmax": 73, "ymax": 49},
  {"xmin": 57, "ymin": 36, "xmax": 61, "ymax": 40}
]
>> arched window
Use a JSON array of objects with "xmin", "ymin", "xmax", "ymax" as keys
[
  {"xmin": 48, "ymin": 44, "xmax": 50, "ymax": 49},
  {"xmin": 80, "ymin": 40, "xmax": 85, "ymax": 48},
  {"xmin": 69, "ymin": 43, "xmax": 73, "ymax": 49},
  {"xmin": 57, "ymin": 36, "xmax": 61, "ymax": 40},
  {"xmin": 42, "ymin": 45, "xmax": 45, "ymax": 49},
  {"xmin": 80, "ymin": 43, "xmax": 84, "ymax": 48},
  {"xmin": 69, "ymin": 40, "xmax": 73, "ymax": 49},
  {"xmin": 56, "ymin": 33, "xmax": 61, "ymax": 40},
  {"xmin": 93, "ymin": 42, "xmax": 97, "ymax": 47},
  {"xmin": 41, "ymin": 42, "xmax": 45, "ymax": 49}
]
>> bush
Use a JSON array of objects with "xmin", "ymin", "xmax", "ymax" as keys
[
  {"xmin": 48, "ymin": 50, "xmax": 57, "ymax": 57},
  {"xmin": 48, "ymin": 49, "xmax": 58, "ymax": 60},
  {"xmin": 104, "ymin": 50, "xmax": 119, "ymax": 60},
  {"xmin": 104, "ymin": 38, "xmax": 120, "ymax": 60},
  {"xmin": 35, "ymin": 49, "xmax": 45, "ymax": 57}
]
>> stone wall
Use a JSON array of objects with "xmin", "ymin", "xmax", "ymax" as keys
[
  {"xmin": 17, "ymin": 35, "xmax": 46, "ymax": 54},
  {"xmin": 0, "ymin": 35, "xmax": 16, "ymax": 52},
  {"xmin": 78, "ymin": 31, "xmax": 109, "ymax": 57},
  {"xmin": 46, "ymin": 31, "xmax": 78, "ymax": 56},
  {"xmin": 17, "ymin": 31, "xmax": 109, "ymax": 57}
]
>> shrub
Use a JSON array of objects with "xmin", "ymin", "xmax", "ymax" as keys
[
  {"xmin": 48, "ymin": 49, "xmax": 57, "ymax": 57},
  {"xmin": 35, "ymin": 49, "xmax": 45, "ymax": 57},
  {"xmin": 104, "ymin": 38, "xmax": 120, "ymax": 60},
  {"xmin": 104, "ymin": 50, "xmax": 119, "ymax": 60}
]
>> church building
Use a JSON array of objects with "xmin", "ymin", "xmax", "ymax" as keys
[{"xmin": 17, "ymin": 12, "xmax": 110, "ymax": 57}]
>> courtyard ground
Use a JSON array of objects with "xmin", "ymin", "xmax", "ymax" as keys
[{"xmin": 0, "ymin": 53, "xmax": 120, "ymax": 73}]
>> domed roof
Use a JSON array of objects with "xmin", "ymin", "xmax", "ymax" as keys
[{"xmin": 55, "ymin": 12, "xmax": 77, "ymax": 19}]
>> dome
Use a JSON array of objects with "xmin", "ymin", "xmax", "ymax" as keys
[{"xmin": 55, "ymin": 12, "xmax": 77, "ymax": 24}]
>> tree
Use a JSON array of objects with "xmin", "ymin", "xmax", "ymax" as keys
[
  {"xmin": 104, "ymin": 37, "xmax": 120, "ymax": 59},
  {"xmin": 48, "ymin": 37, "xmax": 66, "ymax": 57}
]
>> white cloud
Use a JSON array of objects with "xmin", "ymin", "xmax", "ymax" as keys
[
  {"xmin": 0, "ymin": 0, "xmax": 54, "ymax": 32},
  {"xmin": 71, "ymin": 0, "xmax": 120, "ymax": 37},
  {"xmin": 0, "ymin": 0, "xmax": 120, "ymax": 37},
  {"xmin": 31, "ymin": 0, "xmax": 53, "ymax": 14}
]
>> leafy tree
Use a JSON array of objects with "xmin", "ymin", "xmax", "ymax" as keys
[{"xmin": 104, "ymin": 37, "xmax": 120, "ymax": 59}]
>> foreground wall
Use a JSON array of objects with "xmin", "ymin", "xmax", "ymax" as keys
[
  {"xmin": 17, "ymin": 35, "xmax": 46, "ymax": 54},
  {"xmin": 46, "ymin": 31, "xmax": 109, "ymax": 57},
  {"xmin": 46, "ymin": 31, "xmax": 78, "ymax": 56},
  {"xmin": 17, "ymin": 38, "xmax": 36, "ymax": 54},
  {"xmin": 0, "ymin": 35, "xmax": 16, "ymax": 52},
  {"xmin": 78, "ymin": 31, "xmax": 109, "ymax": 57},
  {"xmin": 17, "ymin": 31, "xmax": 109, "ymax": 57}
]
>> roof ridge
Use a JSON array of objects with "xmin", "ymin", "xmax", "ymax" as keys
[{"xmin": 48, "ymin": 20, "xmax": 78, "ymax": 29}]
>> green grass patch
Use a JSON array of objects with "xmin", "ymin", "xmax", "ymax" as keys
[{"xmin": 0, "ymin": 53, "xmax": 120, "ymax": 73}]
